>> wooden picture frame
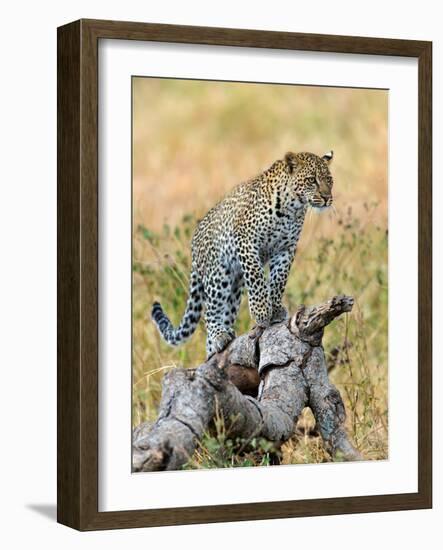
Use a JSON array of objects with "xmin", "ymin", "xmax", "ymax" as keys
[{"xmin": 57, "ymin": 18, "xmax": 432, "ymax": 530}]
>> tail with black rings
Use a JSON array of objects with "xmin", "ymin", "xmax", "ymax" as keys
[{"xmin": 151, "ymin": 270, "xmax": 203, "ymax": 346}]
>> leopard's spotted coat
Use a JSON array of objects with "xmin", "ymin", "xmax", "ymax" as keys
[{"xmin": 152, "ymin": 151, "xmax": 334, "ymax": 356}]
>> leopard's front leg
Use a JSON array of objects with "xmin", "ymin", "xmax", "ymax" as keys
[{"xmin": 269, "ymin": 247, "xmax": 296, "ymax": 323}]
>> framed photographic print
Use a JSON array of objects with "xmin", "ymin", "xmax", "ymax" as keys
[{"xmin": 57, "ymin": 19, "xmax": 432, "ymax": 530}]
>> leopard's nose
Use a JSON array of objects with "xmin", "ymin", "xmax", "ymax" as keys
[{"xmin": 320, "ymin": 194, "xmax": 332, "ymax": 206}]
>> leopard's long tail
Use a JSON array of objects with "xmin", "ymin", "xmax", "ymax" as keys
[{"xmin": 151, "ymin": 270, "xmax": 203, "ymax": 346}]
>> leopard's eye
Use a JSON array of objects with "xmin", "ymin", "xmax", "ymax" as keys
[{"xmin": 306, "ymin": 176, "xmax": 316, "ymax": 184}]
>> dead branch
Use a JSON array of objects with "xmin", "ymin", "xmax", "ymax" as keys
[{"xmin": 133, "ymin": 295, "xmax": 362, "ymax": 471}]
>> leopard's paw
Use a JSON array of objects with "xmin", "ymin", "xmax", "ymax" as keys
[
  {"xmin": 207, "ymin": 330, "xmax": 236, "ymax": 359},
  {"xmin": 248, "ymin": 322, "xmax": 269, "ymax": 341},
  {"xmin": 271, "ymin": 305, "xmax": 289, "ymax": 324}
]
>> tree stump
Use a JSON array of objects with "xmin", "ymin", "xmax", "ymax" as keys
[{"xmin": 133, "ymin": 295, "xmax": 362, "ymax": 472}]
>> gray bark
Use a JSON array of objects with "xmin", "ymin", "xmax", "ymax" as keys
[{"xmin": 133, "ymin": 295, "xmax": 363, "ymax": 472}]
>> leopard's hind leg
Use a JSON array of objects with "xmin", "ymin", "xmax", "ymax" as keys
[
  {"xmin": 222, "ymin": 271, "xmax": 244, "ymax": 332},
  {"xmin": 204, "ymin": 265, "xmax": 239, "ymax": 357}
]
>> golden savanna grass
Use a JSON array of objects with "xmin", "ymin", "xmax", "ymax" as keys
[{"xmin": 132, "ymin": 77, "xmax": 388, "ymax": 467}]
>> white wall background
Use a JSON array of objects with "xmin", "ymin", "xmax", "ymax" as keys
[{"xmin": 0, "ymin": 0, "xmax": 440, "ymax": 547}]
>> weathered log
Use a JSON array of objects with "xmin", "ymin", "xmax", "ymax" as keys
[{"xmin": 133, "ymin": 295, "xmax": 362, "ymax": 472}]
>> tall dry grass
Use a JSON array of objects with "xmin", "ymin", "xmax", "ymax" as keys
[{"xmin": 132, "ymin": 77, "xmax": 388, "ymax": 466}]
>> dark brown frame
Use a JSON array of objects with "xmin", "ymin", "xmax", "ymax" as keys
[{"xmin": 57, "ymin": 18, "xmax": 432, "ymax": 531}]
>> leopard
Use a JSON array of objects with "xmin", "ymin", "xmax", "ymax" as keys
[{"xmin": 152, "ymin": 150, "xmax": 334, "ymax": 357}]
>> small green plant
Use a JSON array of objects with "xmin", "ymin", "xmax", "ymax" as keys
[{"xmin": 183, "ymin": 405, "xmax": 281, "ymax": 469}]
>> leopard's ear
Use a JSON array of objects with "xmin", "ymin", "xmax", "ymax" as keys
[
  {"xmin": 322, "ymin": 150, "xmax": 334, "ymax": 164},
  {"xmin": 284, "ymin": 152, "xmax": 298, "ymax": 174}
]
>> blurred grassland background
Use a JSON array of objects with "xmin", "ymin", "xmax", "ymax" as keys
[{"xmin": 133, "ymin": 77, "xmax": 388, "ymax": 467}]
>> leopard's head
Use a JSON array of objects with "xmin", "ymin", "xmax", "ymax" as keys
[{"xmin": 285, "ymin": 151, "xmax": 334, "ymax": 209}]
